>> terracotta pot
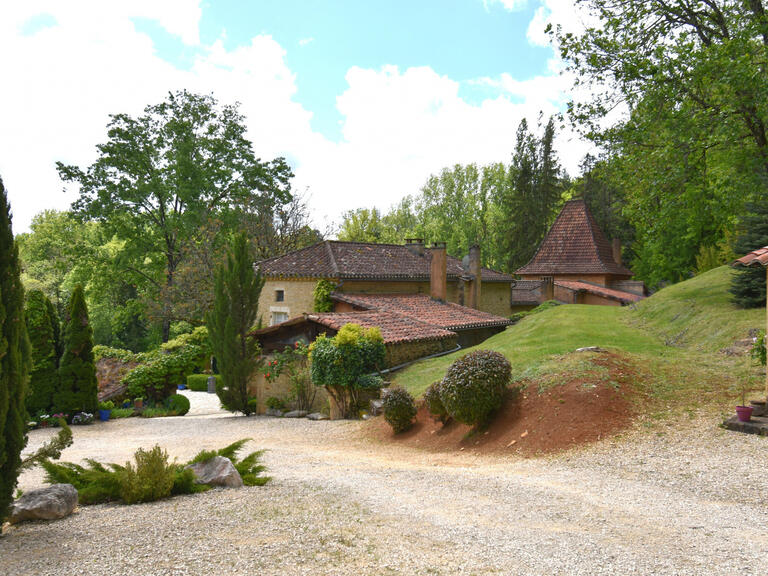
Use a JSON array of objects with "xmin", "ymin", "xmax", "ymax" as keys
[{"xmin": 736, "ymin": 405, "xmax": 754, "ymax": 422}]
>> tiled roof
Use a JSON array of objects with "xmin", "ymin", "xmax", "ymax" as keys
[
  {"xmin": 256, "ymin": 240, "xmax": 514, "ymax": 282},
  {"xmin": 330, "ymin": 293, "xmax": 512, "ymax": 330},
  {"xmin": 307, "ymin": 311, "xmax": 456, "ymax": 344},
  {"xmin": 516, "ymin": 200, "xmax": 634, "ymax": 277},
  {"xmin": 555, "ymin": 280, "xmax": 644, "ymax": 304},
  {"xmin": 734, "ymin": 246, "xmax": 768, "ymax": 267}
]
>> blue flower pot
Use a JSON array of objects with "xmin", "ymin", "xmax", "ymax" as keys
[{"xmin": 98, "ymin": 409, "xmax": 111, "ymax": 422}]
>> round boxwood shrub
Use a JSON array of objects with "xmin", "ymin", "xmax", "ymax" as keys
[
  {"xmin": 166, "ymin": 393, "xmax": 190, "ymax": 416},
  {"xmin": 439, "ymin": 350, "xmax": 511, "ymax": 426},
  {"xmin": 423, "ymin": 381, "xmax": 449, "ymax": 424},
  {"xmin": 382, "ymin": 387, "xmax": 417, "ymax": 433}
]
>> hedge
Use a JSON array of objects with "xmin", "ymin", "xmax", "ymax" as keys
[{"xmin": 186, "ymin": 374, "xmax": 221, "ymax": 392}]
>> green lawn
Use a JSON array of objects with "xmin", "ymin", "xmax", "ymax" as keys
[{"xmin": 392, "ymin": 266, "xmax": 764, "ymax": 412}]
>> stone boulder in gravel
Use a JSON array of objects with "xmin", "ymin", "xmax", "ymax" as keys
[
  {"xmin": 307, "ymin": 412, "xmax": 329, "ymax": 421},
  {"xmin": 283, "ymin": 410, "xmax": 308, "ymax": 418},
  {"xmin": 10, "ymin": 484, "xmax": 78, "ymax": 524},
  {"xmin": 185, "ymin": 456, "xmax": 243, "ymax": 488}
]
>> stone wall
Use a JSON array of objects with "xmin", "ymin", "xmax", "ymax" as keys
[
  {"xmin": 248, "ymin": 365, "xmax": 329, "ymax": 414},
  {"xmin": 479, "ymin": 282, "xmax": 514, "ymax": 317},
  {"xmin": 96, "ymin": 357, "xmax": 139, "ymax": 401},
  {"xmin": 385, "ymin": 336, "xmax": 458, "ymax": 368}
]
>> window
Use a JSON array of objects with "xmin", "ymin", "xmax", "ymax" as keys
[
  {"xmin": 275, "ymin": 289, "xmax": 284, "ymax": 302},
  {"xmin": 271, "ymin": 311, "xmax": 289, "ymax": 326}
]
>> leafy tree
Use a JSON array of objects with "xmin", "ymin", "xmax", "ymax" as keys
[
  {"xmin": 59, "ymin": 90, "xmax": 293, "ymax": 341},
  {"xmin": 206, "ymin": 233, "xmax": 264, "ymax": 415},
  {"xmin": 54, "ymin": 285, "xmax": 98, "ymax": 415},
  {"xmin": 730, "ymin": 201, "xmax": 768, "ymax": 307},
  {"xmin": 338, "ymin": 207, "xmax": 387, "ymax": 243},
  {"xmin": 24, "ymin": 290, "xmax": 59, "ymax": 415},
  {"xmin": 0, "ymin": 176, "xmax": 31, "ymax": 521}
]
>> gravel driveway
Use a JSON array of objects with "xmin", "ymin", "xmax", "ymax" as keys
[{"xmin": 2, "ymin": 392, "xmax": 767, "ymax": 575}]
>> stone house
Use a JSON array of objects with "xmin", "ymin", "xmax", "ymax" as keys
[
  {"xmin": 513, "ymin": 199, "xmax": 645, "ymax": 307},
  {"xmin": 255, "ymin": 239, "xmax": 516, "ymax": 326}
]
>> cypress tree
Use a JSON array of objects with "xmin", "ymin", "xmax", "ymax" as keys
[
  {"xmin": 206, "ymin": 233, "xmax": 264, "ymax": 415},
  {"xmin": 730, "ymin": 201, "xmax": 768, "ymax": 308},
  {"xmin": 54, "ymin": 285, "xmax": 98, "ymax": 414},
  {"xmin": 45, "ymin": 296, "xmax": 61, "ymax": 364},
  {"xmin": 25, "ymin": 290, "xmax": 59, "ymax": 415},
  {"xmin": 0, "ymin": 176, "xmax": 31, "ymax": 520}
]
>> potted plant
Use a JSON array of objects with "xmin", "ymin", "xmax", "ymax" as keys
[
  {"xmin": 134, "ymin": 397, "xmax": 144, "ymax": 410},
  {"xmin": 98, "ymin": 400, "xmax": 114, "ymax": 421}
]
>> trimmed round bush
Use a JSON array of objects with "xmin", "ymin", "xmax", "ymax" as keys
[
  {"xmin": 439, "ymin": 350, "xmax": 511, "ymax": 426},
  {"xmin": 382, "ymin": 387, "xmax": 417, "ymax": 433},
  {"xmin": 423, "ymin": 381, "xmax": 450, "ymax": 424},
  {"xmin": 166, "ymin": 393, "xmax": 190, "ymax": 416}
]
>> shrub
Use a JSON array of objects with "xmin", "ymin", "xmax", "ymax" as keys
[
  {"xmin": 122, "ymin": 344, "xmax": 201, "ymax": 403},
  {"xmin": 247, "ymin": 397, "xmax": 260, "ymax": 413},
  {"xmin": 186, "ymin": 373, "xmax": 220, "ymax": 391},
  {"xmin": 188, "ymin": 439, "xmax": 270, "ymax": 486},
  {"xmin": 439, "ymin": 349, "xmax": 511, "ymax": 426},
  {"xmin": 265, "ymin": 396, "xmax": 286, "ymax": 410},
  {"xmin": 71, "ymin": 412, "xmax": 95, "ymax": 425},
  {"xmin": 110, "ymin": 408, "xmax": 134, "ymax": 419},
  {"xmin": 141, "ymin": 407, "xmax": 173, "ymax": 418},
  {"xmin": 262, "ymin": 342, "xmax": 317, "ymax": 411},
  {"xmin": 93, "ymin": 345, "xmax": 140, "ymax": 363},
  {"xmin": 98, "ymin": 400, "xmax": 115, "ymax": 411},
  {"xmin": 309, "ymin": 324, "xmax": 386, "ymax": 418},
  {"xmin": 382, "ymin": 387, "xmax": 417, "ymax": 433},
  {"xmin": 166, "ymin": 393, "xmax": 190, "ymax": 416},
  {"xmin": 118, "ymin": 446, "xmax": 176, "ymax": 504},
  {"xmin": 423, "ymin": 381, "xmax": 449, "ymax": 424}
]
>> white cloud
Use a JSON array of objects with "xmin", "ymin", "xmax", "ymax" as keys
[
  {"xmin": 0, "ymin": 2, "xmax": 592, "ymax": 236},
  {"xmin": 526, "ymin": 0, "xmax": 598, "ymax": 47},
  {"xmin": 483, "ymin": 0, "xmax": 529, "ymax": 12},
  {"xmin": 299, "ymin": 37, "xmax": 314, "ymax": 47}
]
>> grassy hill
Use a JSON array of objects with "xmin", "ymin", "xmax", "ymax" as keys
[{"xmin": 392, "ymin": 266, "xmax": 764, "ymax": 415}]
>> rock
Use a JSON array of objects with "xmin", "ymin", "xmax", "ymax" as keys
[
  {"xmin": 370, "ymin": 399, "xmax": 384, "ymax": 416},
  {"xmin": 185, "ymin": 456, "xmax": 243, "ymax": 488},
  {"xmin": 10, "ymin": 484, "xmax": 78, "ymax": 524},
  {"xmin": 307, "ymin": 412, "xmax": 329, "ymax": 421},
  {"xmin": 283, "ymin": 410, "xmax": 308, "ymax": 418},
  {"xmin": 575, "ymin": 346, "xmax": 607, "ymax": 353},
  {"xmin": 265, "ymin": 408, "xmax": 284, "ymax": 417}
]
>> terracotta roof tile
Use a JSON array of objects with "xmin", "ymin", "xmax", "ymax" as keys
[
  {"xmin": 307, "ymin": 311, "xmax": 456, "ymax": 344},
  {"xmin": 330, "ymin": 293, "xmax": 512, "ymax": 330},
  {"xmin": 734, "ymin": 246, "xmax": 768, "ymax": 267},
  {"xmin": 516, "ymin": 200, "xmax": 634, "ymax": 277},
  {"xmin": 555, "ymin": 280, "xmax": 644, "ymax": 304},
  {"xmin": 256, "ymin": 241, "xmax": 514, "ymax": 282}
]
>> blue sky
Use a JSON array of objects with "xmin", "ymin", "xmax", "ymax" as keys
[{"xmin": 1, "ymin": 1, "xmax": 589, "ymax": 233}]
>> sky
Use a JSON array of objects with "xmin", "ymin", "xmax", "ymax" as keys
[{"xmin": 0, "ymin": 0, "xmax": 593, "ymax": 234}]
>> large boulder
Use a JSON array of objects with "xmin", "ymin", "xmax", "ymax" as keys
[
  {"xmin": 185, "ymin": 456, "xmax": 243, "ymax": 488},
  {"xmin": 10, "ymin": 484, "xmax": 78, "ymax": 524}
]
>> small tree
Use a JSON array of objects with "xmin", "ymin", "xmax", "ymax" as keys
[
  {"xmin": 0, "ymin": 176, "xmax": 31, "ymax": 521},
  {"xmin": 309, "ymin": 323, "xmax": 385, "ymax": 418},
  {"xmin": 54, "ymin": 285, "xmax": 98, "ymax": 415},
  {"xmin": 730, "ymin": 201, "xmax": 768, "ymax": 308},
  {"xmin": 206, "ymin": 233, "xmax": 264, "ymax": 415},
  {"xmin": 25, "ymin": 290, "xmax": 59, "ymax": 415}
]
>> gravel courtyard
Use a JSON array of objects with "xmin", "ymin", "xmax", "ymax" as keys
[{"xmin": 3, "ymin": 392, "xmax": 768, "ymax": 576}]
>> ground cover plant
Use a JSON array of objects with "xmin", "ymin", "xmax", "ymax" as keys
[{"xmin": 41, "ymin": 439, "xmax": 269, "ymax": 505}]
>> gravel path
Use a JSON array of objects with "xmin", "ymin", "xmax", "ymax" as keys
[{"xmin": 2, "ymin": 393, "xmax": 767, "ymax": 575}]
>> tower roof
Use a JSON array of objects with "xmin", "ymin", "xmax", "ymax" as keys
[{"xmin": 516, "ymin": 199, "xmax": 633, "ymax": 277}]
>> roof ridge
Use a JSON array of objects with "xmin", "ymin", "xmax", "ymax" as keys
[{"xmin": 324, "ymin": 240, "xmax": 339, "ymax": 276}]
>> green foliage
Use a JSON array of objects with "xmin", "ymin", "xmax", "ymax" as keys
[
  {"xmin": 509, "ymin": 300, "xmax": 561, "ymax": 324},
  {"xmin": 110, "ymin": 408, "xmax": 134, "ymax": 419},
  {"xmin": 423, "ymin": 381, "xmax": 449, "ymax": 424},
  {"xmin": 730, "ymin": 200, "xmax": 768, "ymax": 308},
  {"xmin": 140, "ymin": 407, "xmax": 173, "ymax": 418},
  {"xmin": 24, "ymin": 290, "xmax": 59, "ymax": 415},
  {"xmin": 54, "ymin": 285, "xmax": 98, "ymax": 415},
  {"xmin": 93, "ymin": 345, "xmax": 140, "ymax": 363},
  {"xmin": 42, "ymin": 458, "xmax": 124, "ymax": 504},
  {"xmin": 264, "ymin": 342, "xmax": 316, "ymax": 411},
  {"xmin": 186, "ymin": 373, "xmax": 220, "ymax": 392},
  {"xmin": 265, "ymin": 396, "xmax": 286, "ymax": 410},
  {"xmin": 309, "ymin": 324, "xmax": 386, "ymax": 418},
  {"xmin": 122, "ymin": 342, "xmax": 202, "ymax": 402},
  {"xmin": 98, "ymin": 400, "xmax": 115, "ymax": 411},
  {"xmin": 313, "ymin": 280, "xmax": 336, "ymax": 313},
  {"xmin": 165, "ymin": 393, "xmax": 190, "ymax": 416},
  {"xmin": 20, "ymin": 421, "xmax": 72, "ymax": 472},
  {"xmin": 207, "ymin": 233, "xmax": 264, "ymax": 415},
  {"xmin": 247, "ymin": 397, "xmax": 260, "ymax": 413},
  {"xmin": 0, "ymin": 176, "xmax": 32, "ymax": 521},
  {"xmin": 118, "ymin": 446, "xmax": 176, "ymax": 504},
  {"xmin": 189, "ymin": 439, "xmax": 270, "ymax": 487},
  {"xmin": 752, "ymin": 331, "xmax": 766, "ymax": 367},
  {"xmin": 439, "ymin": 350, "xmax": 511, "ymax": 426},
  {"xmin": 382, "ymin": 387, "xmax": 417, "ymax": 434}
]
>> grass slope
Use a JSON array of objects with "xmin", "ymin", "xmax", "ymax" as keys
[{"xmin": 393, "ymin": 266, "xmax": 764, "ymax": 413}]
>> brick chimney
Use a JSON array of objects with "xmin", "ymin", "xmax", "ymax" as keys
[
  {"xmin": 612, "ymin": 238, "xmax": 622, "ymax": 266},
  {"xmin": 430, "ymin": 242, "xmax": 447, "ymax": 301},
  {"xmin": 405, "ymin": 238, "xmax": 425, "ymax": 256},
  {"xmin": 467, "ymin": 244, "xmax": 481, "ymax": 309}
]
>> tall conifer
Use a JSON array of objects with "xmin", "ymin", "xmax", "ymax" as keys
[
  {"xmin": 0, "ymin": 176, "xmax": 31, "ymax": 520},
  {"xmin": 25, "ymin": 290, "xmax": 59, "ymax": 414},
  {"xmin": 54, "ymin": 285, "xmax": 98, "ymax": 414}
]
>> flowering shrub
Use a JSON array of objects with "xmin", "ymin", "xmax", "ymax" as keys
[
  {"xmin": 71, "ymin": 412, "xmax": 95, "ymax": 425},
  {"xmin": 439, "ymin": 350, "xmax": 511, "ymax": 426},
  {"xmin": 382, "ymin": 387, "xmax": 417, "ymax": 433},
  {"xmin": 262, "ymin": 341, "xmax": 316, "ymax": 411}
]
